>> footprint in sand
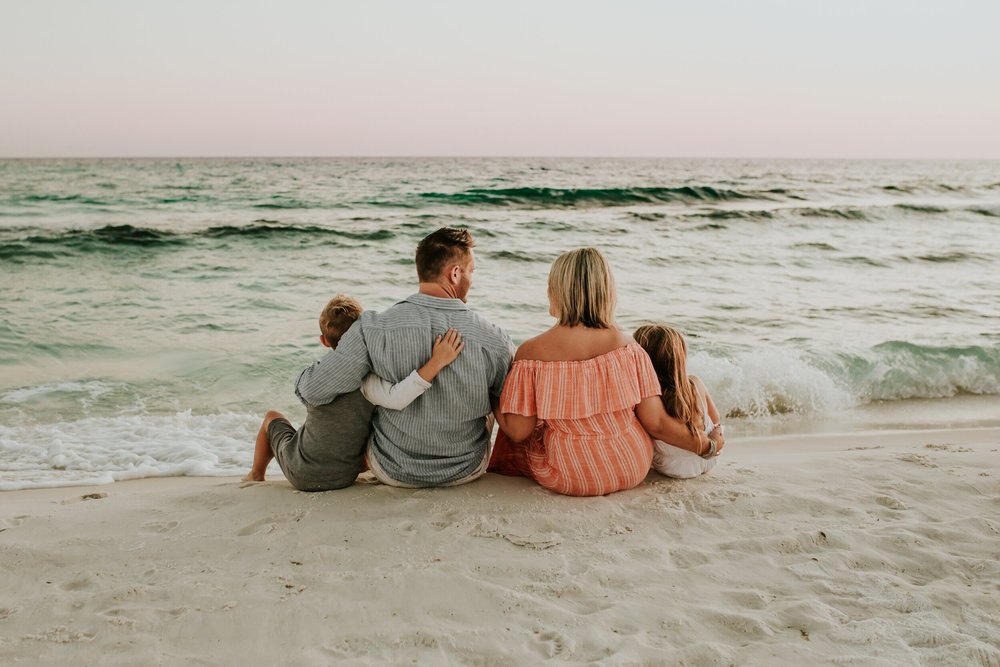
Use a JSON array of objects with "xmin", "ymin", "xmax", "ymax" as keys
[
  {"xmin": 141, "ymin": 520, "xmax": 179, "ymax": 534},
  {"xmin": 100, "ymin": 608, "xmax": 137, "ymax": 628},
  {"xmin": 60, "ymin": 577, "xmax": 93, "ymax": 591},
  {"xmin": 897, "ymin": 453, "xmax": 938, "ymax": 468},
  {"xmin": 22, "ymin": 626, "xmax": 97, "ymax": 644},
  {"xmin": 729, "ymin": 591, "xmax": 776, "ymax": 610},
  {"xmin": 670, "ymin": 547, "xmax": 711, "ymax": 569},
  {"xmin": 925, "ymin": 443, "xmax": 974, "ymax": 453},
  {"xmin": 502, "ymin": 532, "xmax": 562, "ymax": 549},
  {"xmin": 237, "ymin": 509, "xmax": 307, "ymax": 536},
  {"xmin": 713, "ymin": 611, "xmax": 775, "ymax": 639},
  {"xmin": 531, "ymin": 628, "xmax": 571, "ymax": 658},
  {"xmin": 469, "ymin": 519, "xmax": 563, "ymax": 549},
  {"xmin": 949, "ymin": 644, "xmax": 1000, "ymax": 667},
  {"xmin": 875, "ymin": 495, "xmax": 908, "ymax": 510},
  {"xmin": 430, "ymin": 508, "xmax": 462, "ymax": 531},
  {"xmin": 321, "ymin": 636, "xmax": 373, "ymax": 658},
  {"xmin": 238, "ymin": 518, "xmax": 278, "ymax": 536}
]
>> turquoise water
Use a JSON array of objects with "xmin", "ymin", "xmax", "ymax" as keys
[{"xmin": 2, "ymin": 158, "xmax": 999, "ymax": 488}]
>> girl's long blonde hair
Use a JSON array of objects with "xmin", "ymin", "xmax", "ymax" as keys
[{"xmin": 633, "ymin": 324, "xmax": 704, "ymax": 437}]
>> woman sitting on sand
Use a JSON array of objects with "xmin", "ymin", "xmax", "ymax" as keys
[
  {"xmin": 633, "ymin": 324, "xmax": 723, "ymax": 478},
  {"xmin": 489, "ymin": 247, "xmax": 724, "ymax": 496}
]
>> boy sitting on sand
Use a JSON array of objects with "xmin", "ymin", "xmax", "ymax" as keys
[{"xmin": 244, "ymin": 294, "xmax": 464, "ymax": 490}]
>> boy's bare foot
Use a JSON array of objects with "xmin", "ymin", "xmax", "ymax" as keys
[{"xmin": 242, "ymin": 472, "xmax": 265, "ymax": 482}]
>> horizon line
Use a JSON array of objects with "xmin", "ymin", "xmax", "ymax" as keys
[{"xmin": 2, "ymin": 155, "xmax": 999, "ymax": 161}]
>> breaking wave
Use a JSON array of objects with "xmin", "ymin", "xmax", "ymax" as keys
[{"xmin": 416, "ymin": 186, "xmax": 776, "ymax": 208}]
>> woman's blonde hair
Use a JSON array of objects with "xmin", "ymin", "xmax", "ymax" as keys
[
  {"xmin": 548, "ymin": 247, "xmax": 617, "ymax": 328},
  {"xmin": 633, "ymin": 324, "xmax": 704, "ymax": 437}
]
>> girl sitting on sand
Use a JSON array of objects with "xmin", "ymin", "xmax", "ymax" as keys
[{"xmin": 633, "ymin": 324, "xmax": 723, "ymax": 479}]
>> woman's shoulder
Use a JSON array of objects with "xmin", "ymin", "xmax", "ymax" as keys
[
  {"xmin": 515, "ymin": 327, "xmax": 636, "ymax": 363},
  {"xmin": 513, "ymin": 331, "xmax": 548, "ymax": 362}
]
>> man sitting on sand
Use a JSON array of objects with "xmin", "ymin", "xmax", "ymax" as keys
[
  {"xmin": 244, "ymin": 295, "xmax": 465, "ymax": 490},
  {"xmin": 295, "ymin": 227, "xmax": 514, "ymax": 487}
]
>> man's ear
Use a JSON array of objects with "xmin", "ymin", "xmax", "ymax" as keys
[
  {"xmin": 319, "ymin": 334, "xmax": 331, "ymax": 348},
  {"xmin": 449, "ymin": 264, "xmax": 461, "ymax": 284}
]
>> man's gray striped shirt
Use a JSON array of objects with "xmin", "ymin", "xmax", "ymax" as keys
[{"xmin": 295, "ymin": 293, "xmax": 514, "ymax": 486}]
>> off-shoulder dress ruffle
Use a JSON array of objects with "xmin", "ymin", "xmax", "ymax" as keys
[{"xmin": 490, "ymin": 343, "xmax": 660, "ymax": 496}]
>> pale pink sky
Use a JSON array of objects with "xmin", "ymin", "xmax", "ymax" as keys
[{"xmin": 2, "ymin": 0, "xmax": 998, "ymax": 158}]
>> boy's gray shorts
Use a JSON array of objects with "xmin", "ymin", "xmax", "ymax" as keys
[{"xmin": 266, "ymin": 391, "xmax": 374, "ymax": 491}]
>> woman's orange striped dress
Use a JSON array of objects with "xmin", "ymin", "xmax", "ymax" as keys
[{"xmin": 489, "ymin": 343, "xmax": 661, "ymax": 496}]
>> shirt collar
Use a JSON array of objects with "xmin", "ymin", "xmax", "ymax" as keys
[{"xmin": 402, "ymin": 292, "xmax": 470, "ymax": 310}]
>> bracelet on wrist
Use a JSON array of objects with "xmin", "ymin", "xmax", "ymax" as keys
[{"xmin": 701, "ymin": 438, "xmax": 717, "ymax": 459}]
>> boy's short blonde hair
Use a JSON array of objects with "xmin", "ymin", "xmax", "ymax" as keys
[
  {"xmin": 547, "ymin": 247, "xmax": 617, "ymax": 329},
  {"xmin": 319, "ymin": 294, "xmax": 363, "ymax": 341}
]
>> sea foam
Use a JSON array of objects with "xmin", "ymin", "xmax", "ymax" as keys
[
  {"xmin": 690, "ymin": 350, "xmax": 853, "ymax": 419},
  {"xmin": 0, "ymin": 380, "xmax": 128, "ymax": 405},
  {"xmin": 0, "ymin": 411, "xmax": 260, "ymax": 491},
  {"xmin": 690, "ymin": 342, "xmax": 1000, "ymax": 419}
]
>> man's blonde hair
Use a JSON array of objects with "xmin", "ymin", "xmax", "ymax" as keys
[
  {"xmin": 548, "ymin": 247, "xmax": 617, "ymax": 329},
  {"xmin": 319, "ymin": 294, "xmax": 363, "ymax": 341}
]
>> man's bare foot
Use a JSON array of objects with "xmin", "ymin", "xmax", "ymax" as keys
[{"xmin": 242, "ymin": 471, "xmax": 265, "ymax": 482}]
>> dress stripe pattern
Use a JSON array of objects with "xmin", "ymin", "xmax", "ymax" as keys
[{"xmin": 491, "ymin": 343, "xmax": 660, "ymax": 496}]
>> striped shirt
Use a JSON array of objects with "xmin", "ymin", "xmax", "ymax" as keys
[
  {"xmin": 295, "ymin": 293, "xmax": 514, "ymax": 486},
  {"xmin": 495, "ymin": 343, "xmax": 659, "ymax": 496}
]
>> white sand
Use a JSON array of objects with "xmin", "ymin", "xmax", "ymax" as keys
[{"xmin": 1, "ymin": 427, "xmax": 998, "ymax": 666}]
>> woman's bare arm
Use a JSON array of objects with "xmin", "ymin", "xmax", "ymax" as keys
[
  {"xmin": 635, "ymin": 396, "xmax": 711, "ymax": 455},
  {"xmin": 691, "ymin": 376, "xmax": 725, "ymax": 453},
  {"xmin": 491, "ymin": 396, "xmax": 537, "ymax": 443}
]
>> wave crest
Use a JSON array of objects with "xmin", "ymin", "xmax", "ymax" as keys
[
  {"xmin": 0, "ymin": 223, "xmax": 395, "ymax": 261},
  {"xmin": 690, "ymin": 342, "xmax": 1000, "ymax": 418},
  {"xmin": 418, "ymin": 186, "xmax": 774, "ymax": 208}
]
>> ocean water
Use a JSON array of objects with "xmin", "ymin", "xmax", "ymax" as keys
[{"xmin": 2, "ymin": 158, "xmax": 999, "ymax": 489}]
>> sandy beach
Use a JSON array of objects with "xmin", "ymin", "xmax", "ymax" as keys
[
  {"xmin": 4, "ymin": 0, "xmax": 999, "ymax": 663},
  {"xmin": 1, "ymin": 426, "xmax": 998, "ymax": 666}
]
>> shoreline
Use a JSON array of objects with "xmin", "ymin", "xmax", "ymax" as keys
[
  {"xmin": 2, "ymin": 425, "xmax": 998, "ymax": 664},
  {"xmin": 734, "ymin": 394, "xmax": 1000, "ymax": 438},
  {"xmin": 4, "ymin": 410, "xmax": 999, "ymax": 492}
]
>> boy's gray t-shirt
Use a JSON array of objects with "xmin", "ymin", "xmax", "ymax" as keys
[{"xmin": 269, "ymin": 390, "xmax": 374, "ymax": 491}]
